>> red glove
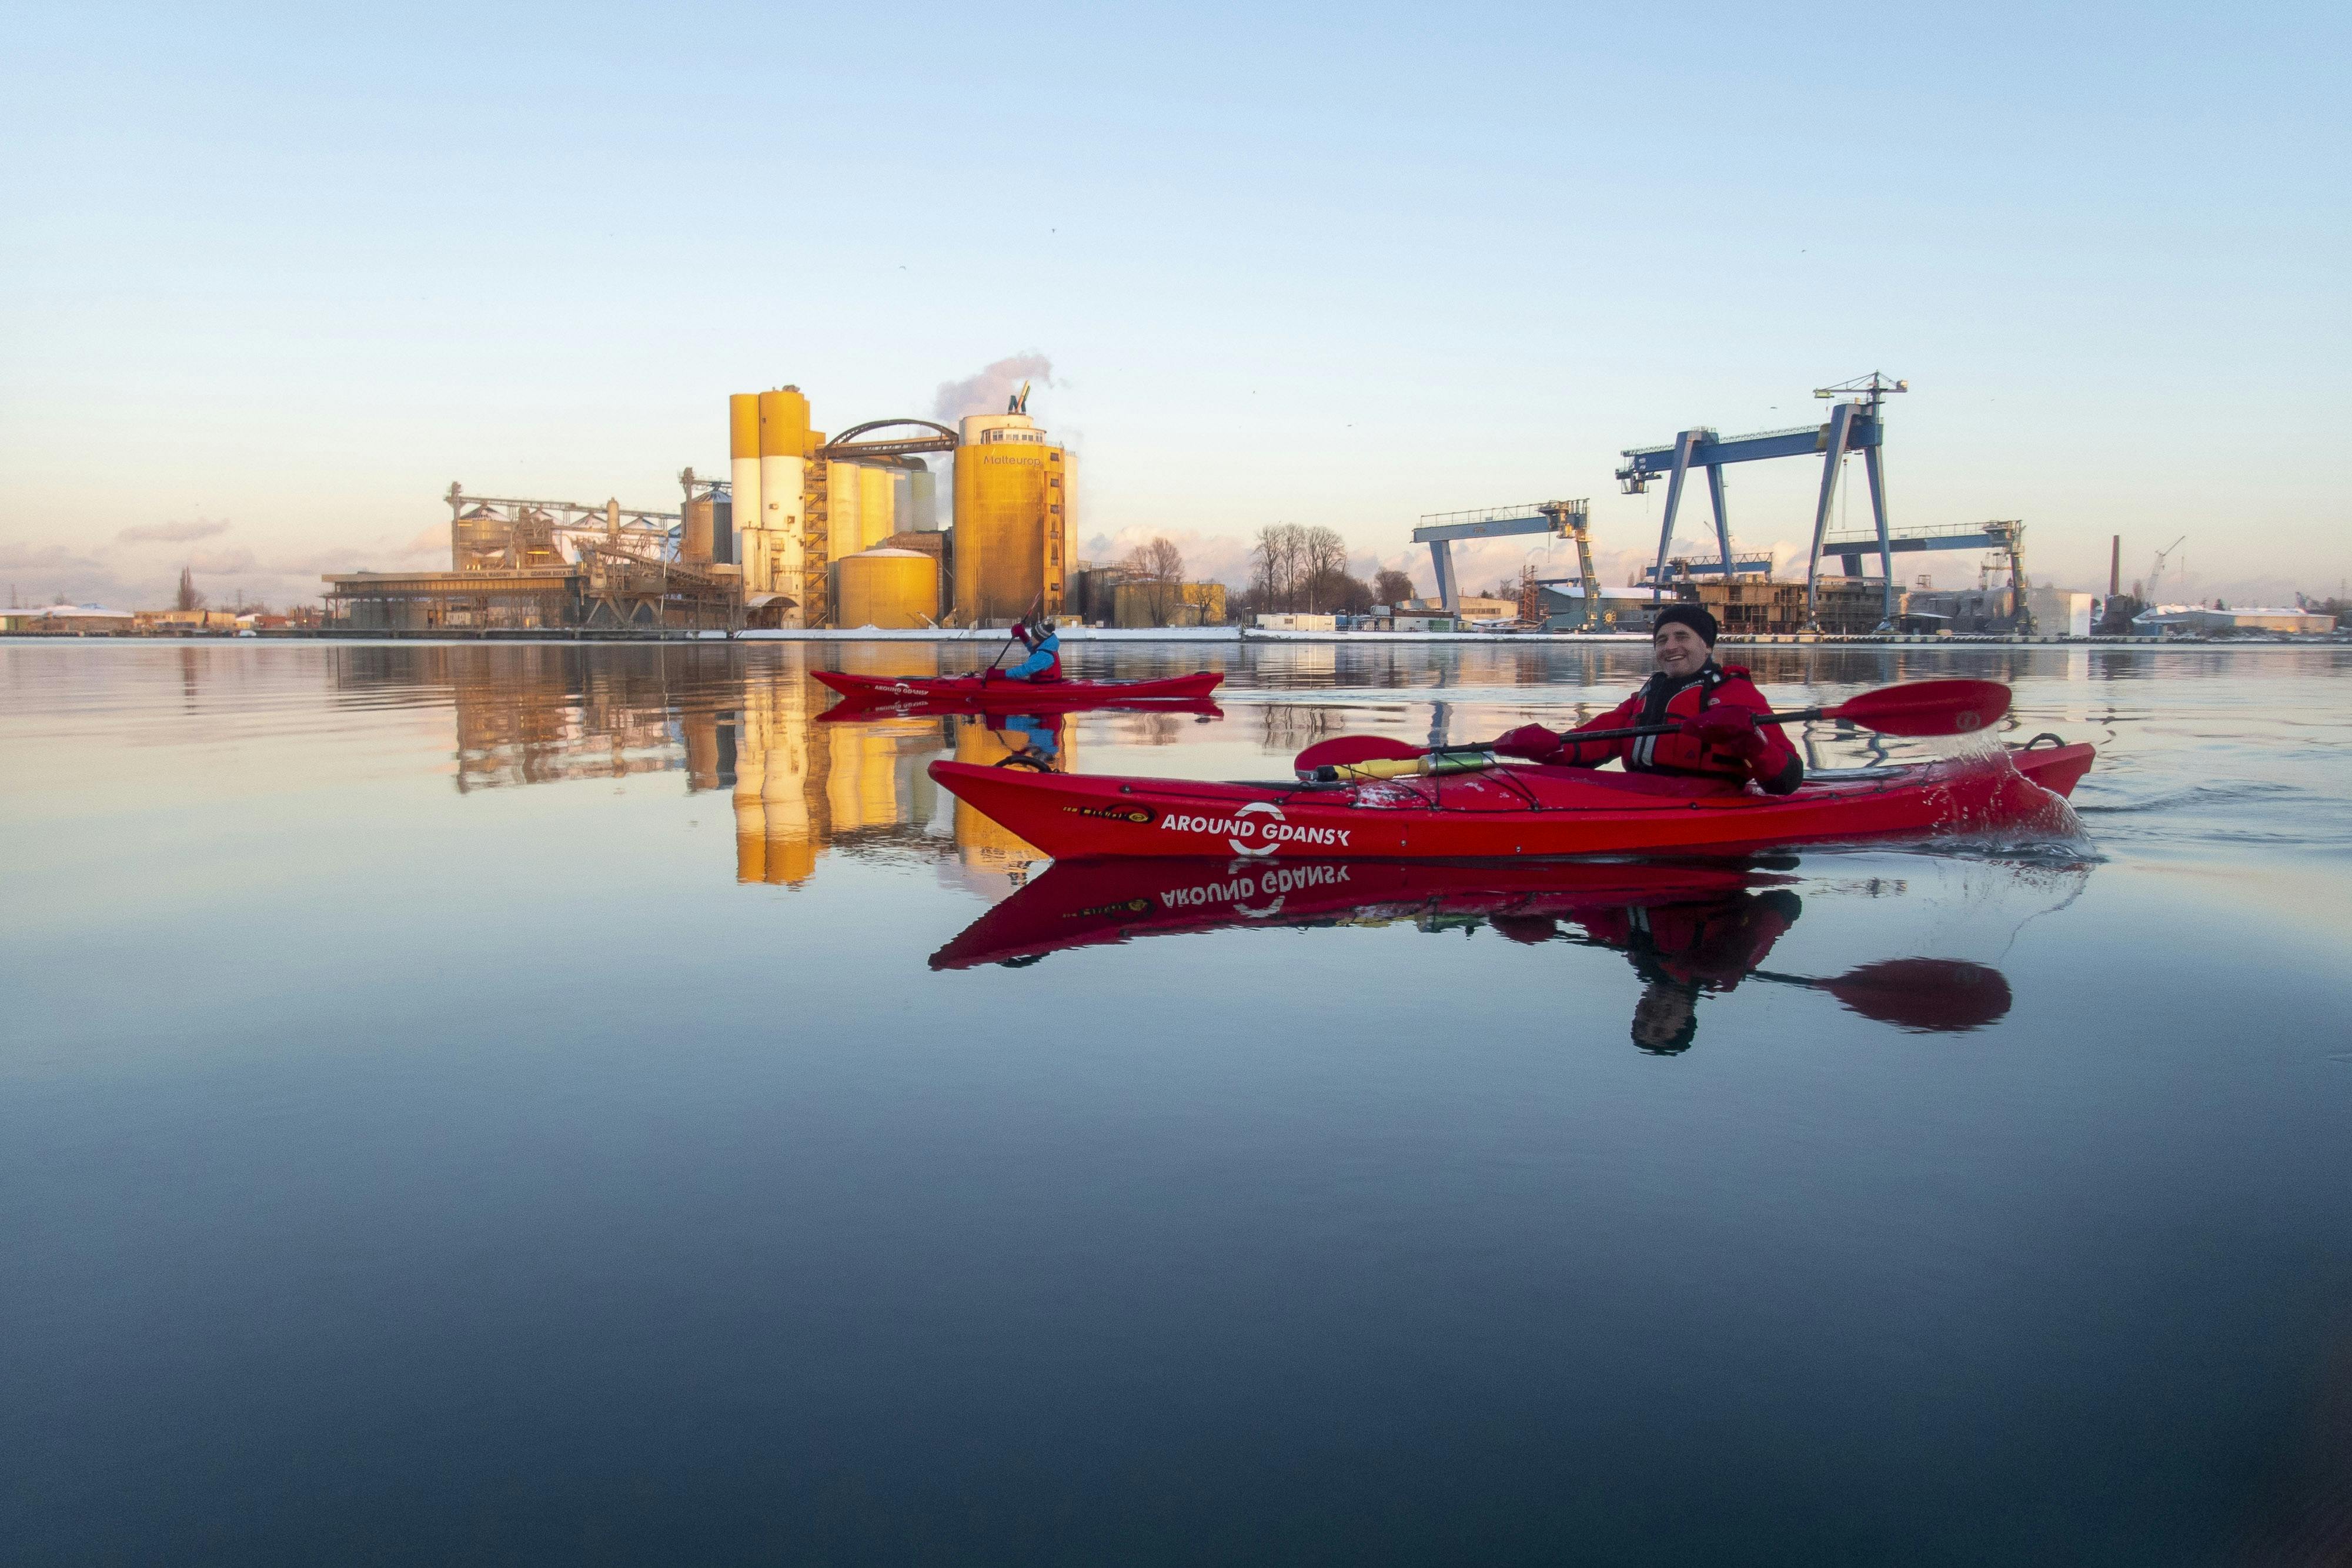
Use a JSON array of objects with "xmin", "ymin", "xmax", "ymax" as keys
[
  {"xmin": 1681, "ymin": 706, "xmax": 1766, "ymax": 760},
  {"xmin": 1491, "ymin": 723, "xmax": 1562, "ymax": 761}
]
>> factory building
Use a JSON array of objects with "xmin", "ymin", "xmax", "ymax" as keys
[
  {"xmin": 725, "ymin": 385, "xmax": 965, "ymax": 628},
  {"xmin": 951, "ymin": 389, "xmax": 1073, "ymax": 626}
]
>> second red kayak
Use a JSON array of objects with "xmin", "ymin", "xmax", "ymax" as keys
[
  {"xmin": 928, "ymin": 740, "xmax": 2096, "ymax": 861},
  {"xmin": 814, "ymin": 669, "xmax": 1222, "ymax": 708}
]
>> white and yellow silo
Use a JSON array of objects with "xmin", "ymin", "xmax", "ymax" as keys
[
  {"xmin": 757, "ymin": 389, "xmax": 808, "ymax": 624},
  {"xmin": 729, "ymin": 394, "xmax": 761, "ymax": 578}
]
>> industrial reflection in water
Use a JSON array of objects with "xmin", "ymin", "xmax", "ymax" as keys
[
  {"xmin": 932, "ymin": 858, "xmax": 2024, "ymax": 1052},
  {"xmin": 335, "ymin": 642, "xmax": 1068, "ymax": 891}
]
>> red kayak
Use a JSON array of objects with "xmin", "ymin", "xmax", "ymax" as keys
[
  {"xmin": 814, "ymin": 669, "xmax": 1222, "ymax": 709},
  {"xmin": 927, "ymin": 739, "xmax": 2094, "ymax": 862},
  {"xmin": 817, "ymin": 694, "xmax": 1222, "ymax": 724}
]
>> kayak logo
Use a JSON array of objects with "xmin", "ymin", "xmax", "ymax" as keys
[
  {"xmin": 883, "ymin": 681, "xmax": 923, "ymax": 696},
  {"xmin": 1230, "ymin": 799, "xmax": 1283, "ymax": 858},
  {"xmin": 1160, "ymin": 862, "xmax": 1353, "ymax": 918},
  {"xmin": 1155, "ymin": 799, "xmax": 1352, "ymax": 857},
  {"xmin": 1954, "ymin": 710, "xmax": 1984, "ymax": 731},
  {"xmin": 1061, "ymin": 803, "xmax": 1156, "ymax": 825}
]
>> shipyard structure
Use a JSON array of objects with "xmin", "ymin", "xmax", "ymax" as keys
[{"xmin": 325, "ymin": 383, "xmax": 1070, "ymax": 633}]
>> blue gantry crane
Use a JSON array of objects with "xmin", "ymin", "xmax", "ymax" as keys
[
  {"xmin": 1413, "ymin": 499, "xmax": 1593, "ymax": 614},
  {"xmin": 1618, "ymin": 372, "xmax": 1909, "ymax": 628}
]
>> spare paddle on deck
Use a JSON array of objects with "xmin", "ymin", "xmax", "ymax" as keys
[{"xmin": 1294, "ymin": 678, "xmax": 2012, "ymax": 778}]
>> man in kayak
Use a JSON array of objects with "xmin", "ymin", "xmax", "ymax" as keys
[
  {"xmin": 1490, "ymin": 604, "xmax": 1804, "ymax": 795},
  {"xmin": 987, "ymin": 617, "xmax": 1063, "ymax": 683}
]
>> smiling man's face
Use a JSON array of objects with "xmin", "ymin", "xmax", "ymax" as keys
[{"xmin": 1653, "ymin": 621, "xmax": 1709, "ymax": 678}]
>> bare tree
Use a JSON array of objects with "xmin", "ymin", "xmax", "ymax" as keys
[
  {"xmin": 175, "ymin": 567, "xmax": 205, "ymax": 612},
  {"xmin": 1120, "ymin": 536, "xmax": 1186, "ymax": 626},
  {"xmin": 1252, "ymin": 523, "xmax": 1305, "ymax": 612},
  {"xmin": 1299, "ymin": 526, "xmax": 1350, "ymax": 613}
]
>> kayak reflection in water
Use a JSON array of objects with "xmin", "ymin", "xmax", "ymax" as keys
[
  {"xmin": 1493, "ymin": 888, "xmax": 1805, "ymax": 1054},
  {"xmin": 993, "ymin": 712, "xmax": 1062, "ymax": 768},
  {"xmin": 933, "ymin": 858, "xmax": 2010, "ymax": 1045}
]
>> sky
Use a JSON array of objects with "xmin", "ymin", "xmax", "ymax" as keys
[{"xmin": 2, "ymin": 1, "xmax": 2345, "ymax": 611}]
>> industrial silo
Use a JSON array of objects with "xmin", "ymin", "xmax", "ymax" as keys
[
  {"xmin": 951, "ymin": 410, "xmax": 1068, "ymax": 624},
  {"xmin": 729, "ymin": 395, "xmax": 760, "ymax": 574},
  {"xmin": 835, "ymin": 548, "xmax": 940, "ymax": 630},
  {"xmin": 757, "ymin": 389, "xmax": 808, "ymax": 623},
  {"xmin": 681, "ymin": 494, "xmax": 716, "ymax": 564}
]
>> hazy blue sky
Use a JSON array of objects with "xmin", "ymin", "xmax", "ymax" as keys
[{"xmin": 3, "ymin": 1, "xmax": 2344, "ymax": 608}]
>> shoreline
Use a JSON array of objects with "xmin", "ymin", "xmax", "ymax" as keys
[{"xmin": 6, "ymin": 628, "xmax": 2341, "ymax": 648}]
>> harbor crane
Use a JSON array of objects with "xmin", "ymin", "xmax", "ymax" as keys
[
  {"xmin": 1618, "ymin": 372, "xmax": 1909, "ymax": 629},
  {"xmin": 1413, "ymin": 499, "xmax": 1592, "ymax": 615},
  {"xmin": 2147, "ymin": 535, "xmax": 2187, "ymax": 603}
]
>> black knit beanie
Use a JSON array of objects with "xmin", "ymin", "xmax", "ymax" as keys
[{"xmin": 1653, "ymin": 603, "xmax": 1719, "ymax": 647}]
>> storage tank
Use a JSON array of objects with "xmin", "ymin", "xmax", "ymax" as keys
[
  {"xmin": 858, "ymin": 464, "xmax": 896, "ymax": 552},
  {"xmin": 681, "ymin": 494, "xmax": 715, "ymax": 564},
  {"xmin": 904, "ymin": 466, "xmax": 938, "ymax": 532},
  {"xmin": 951, "ymin": 412, "xmax": 1068, "ymax": 624},
  {"xmin": 757, "ymin": 389, "xmax": 808, "ymax": 623},
  {"xmin": 836, "ymin": 547, "xmax": 940, "ymax": 630},
  {"xmin": 728, "ymin": 395, "xmax": 759, "ymax": 574}
]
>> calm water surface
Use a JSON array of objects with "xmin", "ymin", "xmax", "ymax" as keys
[{"xmin": 5, "ymin": 640, "xmax": 2350, "ymax": 1565}]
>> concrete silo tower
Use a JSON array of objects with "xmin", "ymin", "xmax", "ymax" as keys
[
  {"xmin": 757, "ymin": 387, "xmax": 809, "ymax": 624},
  {"xmin": 951, "ymin": 387, "xmax": 1071, "ymax": 625}
]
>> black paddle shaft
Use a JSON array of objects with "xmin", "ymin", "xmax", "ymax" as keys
[
  {"xmin": 1434, "ymin": 705, "xmax": 1830, "ymax": 755},
  {"xmin": 971, "ymin": 592, "xmax": 1048, "ymax": 678}
]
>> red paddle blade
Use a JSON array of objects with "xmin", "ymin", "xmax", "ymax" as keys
[
  {"xmin": 1826, "ymin": 679, "xmax": 2011, "ymax": 737},
  {"xmin": 1820, "ymin": 958, "xmax": 2013, "ymax": 1032},
  {"xmin": 1292, "ymin": 735, "xmax": 1428, "ymax": 773}
]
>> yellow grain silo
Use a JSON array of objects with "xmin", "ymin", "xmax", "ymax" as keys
[
  {"xmin": 951, "ymin": 411, "xmax": 1071, "ymax": 624},
  {"xmin": 836, "ymin": 549, "xmax": 940, "ymax": 630},
  {"xmin": 857, "ymin": 463, "xmax": 896, "ymax": 552},
  {"xmin": 825, "ymin": 459, "xmax": 863, "ymax": 563}
]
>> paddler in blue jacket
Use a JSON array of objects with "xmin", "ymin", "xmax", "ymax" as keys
[{"xmin": 989, "ymin": 617, "xmax": 1063, "ymax": 683}]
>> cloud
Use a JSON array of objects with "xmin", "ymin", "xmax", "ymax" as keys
[
  {"xmin": 186, "ymin": 547, "xmax": 260, "ymax": 576},
  {"xmin": 1081, "ymin": 526, "xmax": 1255, "ymax": 589},
  {"xmin": 934, "ymin": 353, "xmax": 1055, "ymax": 423},
  {"xmin": 0, "ymin": 543, "xmax": 103, "ymax": 571},
  {"xmin": 403, "ymin": 526, "xmax": 446, "ymax": 555},
  {"xmin": 117, "ymin": 517, "xmax": 231, "ymax": 544}
]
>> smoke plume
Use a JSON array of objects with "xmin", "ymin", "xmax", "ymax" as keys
[
  {"xmin": 933, "ymin": 354, "xmax": 1055, "ymax": 422},
  {"xmin": 118, "ymin": 517, "xmax": 231, "ymax": 544}
]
